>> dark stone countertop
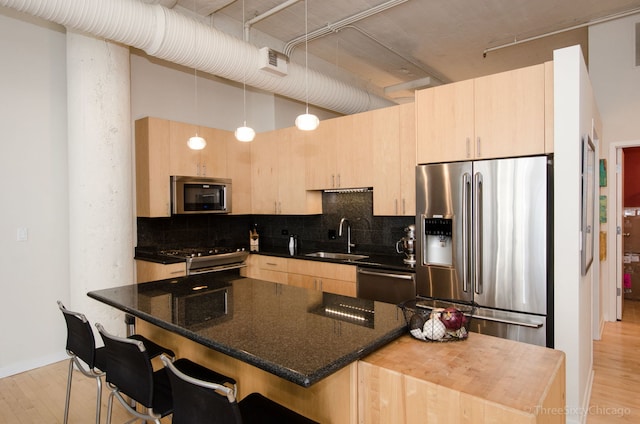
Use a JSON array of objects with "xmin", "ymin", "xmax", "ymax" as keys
[
  {"xmin": 254, "ymin": 249, "xmax": 417, "ymax": 273},
  {"xmin": 87, "ymin": 273, "xmax": 406, "ymax": 387}
]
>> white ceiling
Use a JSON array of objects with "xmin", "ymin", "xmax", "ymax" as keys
[{"xmin": 175, "ymin": 0, "xmax": 640, "ymax": 103}]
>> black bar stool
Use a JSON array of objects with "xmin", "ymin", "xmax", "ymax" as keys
[
  {"xmin": 57, "ymin": 301, "xmax": 176, "ymax": 424},
  {"xmin": 160, "ymin": 355, "xmax": 318, "ymax": 424}
]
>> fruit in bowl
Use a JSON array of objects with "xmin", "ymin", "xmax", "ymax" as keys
[{"xmin": 439, "ymin": 307, "xmax": 466, "ymax": 330}]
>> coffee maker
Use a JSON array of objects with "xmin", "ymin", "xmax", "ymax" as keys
[{"xmin": 395, "ymin": 224, "xmax": 417, "ymax": 265}]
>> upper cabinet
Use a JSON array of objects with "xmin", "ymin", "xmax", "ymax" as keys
[
  {"xmin": 135, "ymin": 117, "xmax": 251, "ymax": 217},
  {"xmin": 168, "ymin": 121, "xmax": 227, "ymax": 177},
  {"xmin": 416, "ymin": 63, "xmax": 550, "ymax": 164},
  {"xmin": 305, "ymin": 112, "xmax": 374, "ymax": 190},
  {"xmin": 372, "ymin": 103, "xmax": 416, "ymax": 216},
  {"xmin": 251, "ymin": 127, "xmax": 321, "ymax": 215}
]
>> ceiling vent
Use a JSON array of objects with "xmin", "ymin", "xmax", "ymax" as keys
[{"xmin": 258, "ymin": 47, "xmax": 288, "ymax": 76}]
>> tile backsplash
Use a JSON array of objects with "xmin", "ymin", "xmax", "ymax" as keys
[{"xmin": 137, "ymin": 192, "xmax": 414, "ymax": 256}]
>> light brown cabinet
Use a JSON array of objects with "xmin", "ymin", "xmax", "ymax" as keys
[
  {"xmin": 305, "ymin": 112, "xmax": 374, "ymax": 190},
  {"xmin": 135, "ymin": 117, "xmax": 252, "ymax": 217},
  {"xmin": 168, "ymin": 121, "xmax": 227, "ymax": 178},
  {"xmin": 416, "ymin": 63, "xmax": 548, "ymax": 164},
  {"xmin": 251, "ymin": 127, "xmax": 321, "ymax": 214},
  {"xmin": 372, "ymin": 103, "xmax": 416, "ymax": 216},
  {"xmin": 243, "ymin": 255, "xmax": 356, "ymax": 297},
  {"xmin": 135, "ymin": 260, "xmax": 186, "ymax": 283},
  {"xmin": 287, "ymin": 258, "xmax": 356, "ymax": 297}
]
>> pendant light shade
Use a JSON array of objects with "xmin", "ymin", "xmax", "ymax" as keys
[
  {"xmin": 235, "ymin": 124, "xmax": 256, "ymax": 142},
  {"xmin": 187, "ymin": 135, "xmax": 206, "ymax": 150},
  {"xmin": 295, "ymin": 112, "xmax": 320, "ymax": 131}
]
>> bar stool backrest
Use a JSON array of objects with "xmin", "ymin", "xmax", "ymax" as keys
[
  {"xmin": 161, "ymin": 355, "xmax": 242, "ymax": 424},
  {"xmin": 96, "ymin": 323, "xmax": 155, "ymax": 408},
  {"xmin": 58, "ymin": 300, "xmax": 100, "ymax": 369}
]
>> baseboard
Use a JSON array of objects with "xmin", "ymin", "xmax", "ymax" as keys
[{"xmin": 0, "ymin": 351, "xmax": 67, "ymax": 379}]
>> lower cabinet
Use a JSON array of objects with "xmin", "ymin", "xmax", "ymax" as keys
[
  {"xmin": 242, "ymin": 256, "xmax": 357, "ymax": 297},
  {"xmin": 287, "ymin": 259, "xmax": 356, "ymax": 297},
  {"xmin": 136, "ymin": 260, "xmax": 186, "ymax": 283}
]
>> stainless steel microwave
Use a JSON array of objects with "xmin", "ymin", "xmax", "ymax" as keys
[{"xmin": 171, "ymin": 176, "xmax": 231, "ymax": 214}]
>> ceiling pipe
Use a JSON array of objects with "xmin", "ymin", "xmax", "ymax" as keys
[
  {"xmin": 483, "ymin": 6, "xmax": 640, "ymax": 57},
  {"xmin": 243, "ymin": 0, "xmax": 302, "ymax": 42},
  {"xmin": 0, "ymin": 0, "xmax": 394, "ymax": 115},
  {"xmin": 283, "ymin": 0, "xmax": 409, "ymax": 57}
]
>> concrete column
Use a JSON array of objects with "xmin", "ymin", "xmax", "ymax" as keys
[{"xmin": 67, "ymin": 30, "xmax": 133, "ymax": 335}]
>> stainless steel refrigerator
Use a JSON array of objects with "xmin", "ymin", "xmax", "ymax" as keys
[{"xmin": 415, "ymin": 156, "xmax": 553, "ymax": 347}]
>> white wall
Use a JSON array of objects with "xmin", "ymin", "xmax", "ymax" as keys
[
  {"xmin": 589, "ymin": 12, "xmax": 640, "ymax": 324},
  {"xmin": 0, "ymin": 9, "xmax": 69, "ymax": 376},
  {"xmin": 554, "ymin": 45, "xmax": 601, "ymax": 424}
]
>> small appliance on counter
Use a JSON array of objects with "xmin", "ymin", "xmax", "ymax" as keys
[{"xmin": 395, "ymin": 224, "xmax": 417, "ymax": 265}]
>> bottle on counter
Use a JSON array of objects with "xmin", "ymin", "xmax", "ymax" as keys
[
  {"xmin": 289, "ymin": 234, "xmax": 298, "ymax": 256},
  {"xmin": 250, "ymin": 224, "xmax": 259, "ymax": 252}
]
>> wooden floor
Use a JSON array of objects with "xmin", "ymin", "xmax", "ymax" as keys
[
  {"xmin": 588, "ymin": 299, "xmax": 640, "ymax": 423},
  {"xmin": 0, "ymin": 358, "xmax": 171, "ymax": 423},
  {"xmin": 1, "ymin": 303, "xmax": 639, "ymax": 423}
]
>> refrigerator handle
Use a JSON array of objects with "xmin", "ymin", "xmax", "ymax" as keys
[
  {"xmin": 462, "ymin": 173, "xmax": 471, "ymax": 293},
  {"xmin": 474, "ymin": 172, "xmax": 483, "ymax": 295}
]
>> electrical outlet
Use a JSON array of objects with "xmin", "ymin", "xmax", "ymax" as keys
[
  {"xmin": 281, "ymin": 229, "xmax": 289, "ymax": 235},
  {"xmin": 328, "ymin": 229, "xmax": 337, "ymax": 240}
]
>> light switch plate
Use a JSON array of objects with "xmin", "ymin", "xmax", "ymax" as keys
[{"xmin": 17, "ymin": 227, "xmax": 28, "ymax": 241}]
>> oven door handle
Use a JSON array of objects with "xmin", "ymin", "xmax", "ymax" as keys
[
  {"xmin": 188, "ymin": 263, "xmax": 246, "ymax": 275},
  {"xmin": 356, "ymin": 268, "xmax": 414, "ymax": 280}
]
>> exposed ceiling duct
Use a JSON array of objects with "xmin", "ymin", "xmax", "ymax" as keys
[{"xmin": 0, "ymin": 0, "xmax": 394, "ymax": 115}]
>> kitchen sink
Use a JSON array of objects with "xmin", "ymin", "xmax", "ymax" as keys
[{"xmin": 305, "ymin": 251, "xmax": 369, "ymax": 261}]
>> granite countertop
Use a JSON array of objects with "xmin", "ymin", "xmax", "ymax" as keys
[
  {"xmin": 87, "ymin": 273, "xmax": 406, "ymax": 387},
  {"xmin": 254, "ymin": 249, "xmax": 417, "ymax": 272}
]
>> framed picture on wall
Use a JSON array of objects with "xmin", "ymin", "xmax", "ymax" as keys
[{"xmin": 581, "ymin": 134, "xmax": 595, "ymax": 276}]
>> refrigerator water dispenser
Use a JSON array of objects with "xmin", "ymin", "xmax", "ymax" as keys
[{"xmin": 423, "ymin": 217, "xmax": 453, "ymax": 266}]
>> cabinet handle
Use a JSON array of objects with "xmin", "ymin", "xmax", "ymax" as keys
[
  {"xmin": 466, "ymin": 137, "xmax": 470, "ymax": 158},
  {"xmin": 402, "ymin": 198, "xmax": 406, "ymax": 215},
  {"xmin": 394, "ymin": 199, "xmax": 398, "ymax": 215},
  {"xmin": 169, "ymin": 270, "xmax": 183, "ymax": 275},
  {"xmin": 337, "ymin": 174, "xmax": 341, "ymax": 188},
  {"xmin": 476, "ymin": 137, "xmax": 481, "ymax": 157},
  {"xmin": 278, "ymin": 201, "xmax": 282, "ymax": 214},
  {"xmin": 202, "ymin": 163, "xmax": 207, "ymax": 176},
  {"xmin": 331, "ymin": 174, "xmax": 335, "ymax": 188},
  {"xmin": 274, "ymin": 201, "xmax": 278, "ymax": 214},
  {"xmin": 266, "ymin": 262, "xmax": 278, "ymax": 267}
]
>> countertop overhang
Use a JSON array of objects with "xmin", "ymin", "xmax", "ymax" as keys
[{"xmin": 87, "ymin": 274, "xmax": 406, "ymax": 387}]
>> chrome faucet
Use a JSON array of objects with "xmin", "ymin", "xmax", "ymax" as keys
[{"xmin": 338, "ymin": 217, "xmax": 356, "ymax": 253}]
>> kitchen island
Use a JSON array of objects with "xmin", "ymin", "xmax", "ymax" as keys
[{"xmin": 88, "ymin": 273, "xmax": 565, "ymax": 423}]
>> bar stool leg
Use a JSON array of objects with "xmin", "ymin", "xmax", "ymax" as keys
[{"xmin": 63, "ymin": 359, "xmax": 73, "ymax": 424}]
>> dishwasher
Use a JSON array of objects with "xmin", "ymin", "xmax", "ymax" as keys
[{"xmin": 356, "ymin": 267, "xmax": 416, "ymax": 304}]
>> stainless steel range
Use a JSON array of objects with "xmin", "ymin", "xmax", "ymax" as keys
[{"xmin": 158, "ymin": 247, "xmax": 249, "ymax": 275}]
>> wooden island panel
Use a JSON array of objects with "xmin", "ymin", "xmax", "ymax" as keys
[
  {"xmin": 359, "ymin": 334, "xmax": 565, "ymax": 424},
  {"xmin": 138, "ymin": 320, "xmax": 357, "ymax": 424}
]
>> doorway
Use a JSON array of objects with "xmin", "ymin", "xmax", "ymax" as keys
[{"xmin": 608, "ymin": 141, "xmax": 640, "ymax": 322}]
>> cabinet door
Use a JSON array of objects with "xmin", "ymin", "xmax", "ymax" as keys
[
  {"xmin": 373, "ymin": 106, "xmax": 401, "ymax": 215},
  {"xmin": 136, "ymin": 260, "xmax": 186, "ymax": 283},
  {"xmin": 336, "ymin": 112, "xmax": 374, "ymax": 189},
  {"xmin": 199, "ymin": 126, "xmax": 228, "ymax": 177},
  {"xmin": 169, "ymin": 120, "xmax": 204, "ymax": 176},
  {"xmin": 135, "ymin": 117, "xmax": 171, "ymax": 217},
  {"xmin": 251, "ymin": 132, "xmax": 279, "ymax": 214},
  {"xmin": 227, "ymin": 136, "xmax": 252, "ymax": 214},
  {"xmin": 474, "ymin": 63, "xmax": 545, "ymax": 159},
  {"xmin": 398, "ymin": 102, "xmax": 416, "ymax": 216},
  {"xmin": 416, "ymin": 79, "xmax": 474, "ymax": 164},
  {"xmin": 305, "ymin": 119, "xmax": 337, "ymax": 189},
  {"xmin": 278, "ymin": 127, "xmax": 322, "ymax": 214}
]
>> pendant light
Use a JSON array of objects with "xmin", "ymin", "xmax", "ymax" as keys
[
  {"xmin": 295, "ymin": 0, "xmax": 319, "ymax": 131},
  {"xmin": 188, "ymin": 1, "xmax": 206, "ymax": 150},
  {"xmin": 235, "ymin": 0, "xmax": 255, "ymax": 142}
]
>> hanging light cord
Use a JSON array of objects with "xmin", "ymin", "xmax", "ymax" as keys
[
  {"xmin": 304, "ymin": 0, "xmax": 309, "ymax": 114},
  {"xmin": 242, "ymin": 0, "xmax": 247, "ymax": 126}
]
